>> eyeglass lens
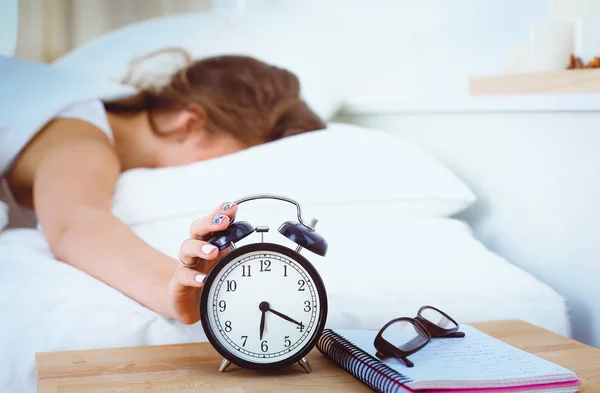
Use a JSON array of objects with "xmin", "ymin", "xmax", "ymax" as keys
[
  {"xmin": 420, "ymin": 307, "xmax": 458, "ymax": 330},
  {"xmin": 381, "ymin": 320, "xmax": 429, "ymax": 352}
]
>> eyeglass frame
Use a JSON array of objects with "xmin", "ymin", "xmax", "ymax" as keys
[{"xmin": 373, "ymin": 305, "xmax": 465, "ymax": 367}]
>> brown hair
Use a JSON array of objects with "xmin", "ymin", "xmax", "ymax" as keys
[{"xmin": 103, "ymin": 49, "xmax": 326, "ymax": 145}]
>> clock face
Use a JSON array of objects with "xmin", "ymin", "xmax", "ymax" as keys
[{"xmin": 199, "ymin": 243, "xmax": 327, "ymax": 370}]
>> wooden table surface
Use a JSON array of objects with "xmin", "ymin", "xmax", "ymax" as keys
[{"xmin": 36, "ymin": 320, "xmax": 600, "ymax": 393}]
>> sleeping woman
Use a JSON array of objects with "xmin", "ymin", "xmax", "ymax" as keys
[{"xmin": 0, "ymin": 51, "xmax": 325, "ymax": 325}]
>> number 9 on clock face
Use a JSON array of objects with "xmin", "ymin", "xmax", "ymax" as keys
[{"xmin": 199, "ymin": 243, "xmax": 328, "ymax": 370}]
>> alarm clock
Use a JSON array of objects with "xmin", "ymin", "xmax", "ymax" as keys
[{"xmin": 199, "ymin": 194, "xmax": 328, "ymax": 374}]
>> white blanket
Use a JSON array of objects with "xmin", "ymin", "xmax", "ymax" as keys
[{"xmin": 0, "ymin": 215, "xmax": 570, "ymax": 393}]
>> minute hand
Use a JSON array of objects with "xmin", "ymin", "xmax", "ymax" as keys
[
  {"xmin": 268, "ymin": 308, "xmax": 302, "ymax": 326},
  {"xmin": 259, "ymin": 310, "xmax": 266, "ymax": 340}
]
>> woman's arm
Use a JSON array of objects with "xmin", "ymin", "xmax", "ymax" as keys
[{"xmin": 8, "ymin": 118, "xmax": 236, "ymax": 323}]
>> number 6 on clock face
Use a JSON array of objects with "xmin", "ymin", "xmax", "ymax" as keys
[{"xmin": 199, "ymin": 242, "xmax": 328, "ymax": 371}]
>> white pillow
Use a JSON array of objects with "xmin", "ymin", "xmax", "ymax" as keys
[
  {"xmin": 111, "ymin": 123, "xmax": 475, "ymax": 226},
  {"xmin": 0, "ymin": 201, "xmax": 8, "ymax": 231},
  {"xmin": 53, "ymin": 10, "xmax": 344, "ymax": 121}
]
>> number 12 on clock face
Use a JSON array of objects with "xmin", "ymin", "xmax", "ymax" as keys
[{"xmin": 201, "ymin": 244, "xmax": 328, "ymax": 370}]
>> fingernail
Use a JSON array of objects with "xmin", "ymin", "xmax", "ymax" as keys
[
  {"xmin": 223, "ymin": 203, "xmax": 233, "ymax": 211},
  {"xmin": 202, "ymin": 244, "xmax": 217, "ymax": 255},
  {"xmin": 195, "ymin": 274, "xmax": 206, "ymax": 283},
  {"xmin": 212, "ymin": 215, "xmax": 226, "ymax": 225}
]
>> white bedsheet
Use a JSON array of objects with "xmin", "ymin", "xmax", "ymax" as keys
[{"xmin": 0, "ymin": 216, "xmax": 570, "ymax": 393}]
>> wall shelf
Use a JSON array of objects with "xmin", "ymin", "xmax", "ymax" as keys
[{"xmin": 470, "ymin": 69, "xmax": 600, "ymax": 95}]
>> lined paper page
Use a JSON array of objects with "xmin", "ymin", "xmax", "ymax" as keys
[{"xmin": 334, "ymin": 325, "xmax": 577, "ymax": 390}]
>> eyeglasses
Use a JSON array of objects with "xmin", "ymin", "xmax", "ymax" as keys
[{"xmin": 373, "ymin": 305, "xmax": 465, "ymax": 367}]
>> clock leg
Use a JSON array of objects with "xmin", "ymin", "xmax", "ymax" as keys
[
  {"xmin": 297, "ymin": 357, "xmax": 312, "ymax": 373},
  {"xmin": 219, "ymin": 358, "xmax": 232, "ymax": 372}
]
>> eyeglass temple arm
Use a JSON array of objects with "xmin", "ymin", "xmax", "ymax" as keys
[
  {"xmin": 234, "ymin": 194, "xmax": 312, "ymax": 229},
  {"xmin": 377, "ymin": 351, "xmax": 415, "ymax": 368}
]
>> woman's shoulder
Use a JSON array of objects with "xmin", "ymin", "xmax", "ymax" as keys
[
  {"xmin": 54, "ymin": 99, "xmax": 114, "ymax": 143},
  {"xmin": 0, "ymin": 99, "xmax": 115, "ymax": 179},
  {"xmin": 1, "ymin": 101, "xmax": 120, "ymax": 213}
]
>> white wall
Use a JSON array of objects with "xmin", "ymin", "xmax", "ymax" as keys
[
  {"xmin": 259, "ymin": 0, "xmax": 546, "ymax": 108},
  {"xmin": 336, "ymin": 0, "xmax": 549, "ymax": 106}
]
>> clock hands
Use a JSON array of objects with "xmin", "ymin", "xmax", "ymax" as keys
[
  {"xmin": 268, "ymin": 307, "xmax": 302, "ymax": 327},
  {"xmin": 258, "ymin": 301, "xmax": 302, "ymax": 338}
]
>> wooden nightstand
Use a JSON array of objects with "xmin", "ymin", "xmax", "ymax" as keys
[{"xmin": 36, "ymin": 320, "xmax": 600, "ymax": 393}]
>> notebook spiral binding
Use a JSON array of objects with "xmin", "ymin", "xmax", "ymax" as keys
[{"xmin": 316, "ymin": 329, "xmax": 414, "ymax": 393}]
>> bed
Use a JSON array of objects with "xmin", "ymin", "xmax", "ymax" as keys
[{"xmin": 0, "ymin": 10, "xmax": 571, "ymax": 393}]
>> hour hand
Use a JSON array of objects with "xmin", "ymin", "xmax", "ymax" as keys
[{"xmin": 268, "ymin": 307, "xmax": 302, "ymax": 327}]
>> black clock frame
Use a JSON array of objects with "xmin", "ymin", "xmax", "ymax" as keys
[{"xmin": 199, "ymin": 242, "xmax": 328, "ymax": 371}]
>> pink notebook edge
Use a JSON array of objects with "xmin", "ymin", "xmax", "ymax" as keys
[{"xmin": 418, "ymin": 379, "xmax": 581, "ymax": 393}]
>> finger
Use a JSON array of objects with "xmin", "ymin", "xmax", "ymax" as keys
[
  {"xmin": 170, "ymin": 265, "xmax": 207, "ymax": 292},
  {"xmin": 206, "ymin": 201, "xmax": 238, "ymax": 223},
  {"xmin": 190, "ymin": 208, "xmax": 236, "ymax": 239},
  {"xmin": 216, "ymin": 201, "xmax": 238, "ymax": 219},
  {"xmin": 198, "ymin": 245, "xmax": 231, "ymax": 274},
  {"xmin": 179, "ymin": 239, "xmax": 219, "ymax": 266}
]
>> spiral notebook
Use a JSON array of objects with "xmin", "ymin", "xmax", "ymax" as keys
[{"xmin": 316, "ymin": 324, "xmax": 580, "ymax": 393}]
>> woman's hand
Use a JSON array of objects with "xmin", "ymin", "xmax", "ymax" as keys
[{"xmin": 168, "ymin": 202, "xmax": 238, "ymax": 324}]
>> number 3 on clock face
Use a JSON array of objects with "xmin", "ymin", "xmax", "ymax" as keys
[{"xmin": 199, "ymin": 243, "xmax": 328, "ymax": 371}]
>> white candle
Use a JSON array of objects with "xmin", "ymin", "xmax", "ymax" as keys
[
  {"xmin": 529, "ymin": 20, "xmax": 575, "ymax": 71},
  {"xmin": 574, "ymin": 13, "xmax": 600, "ymax": 63}
]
